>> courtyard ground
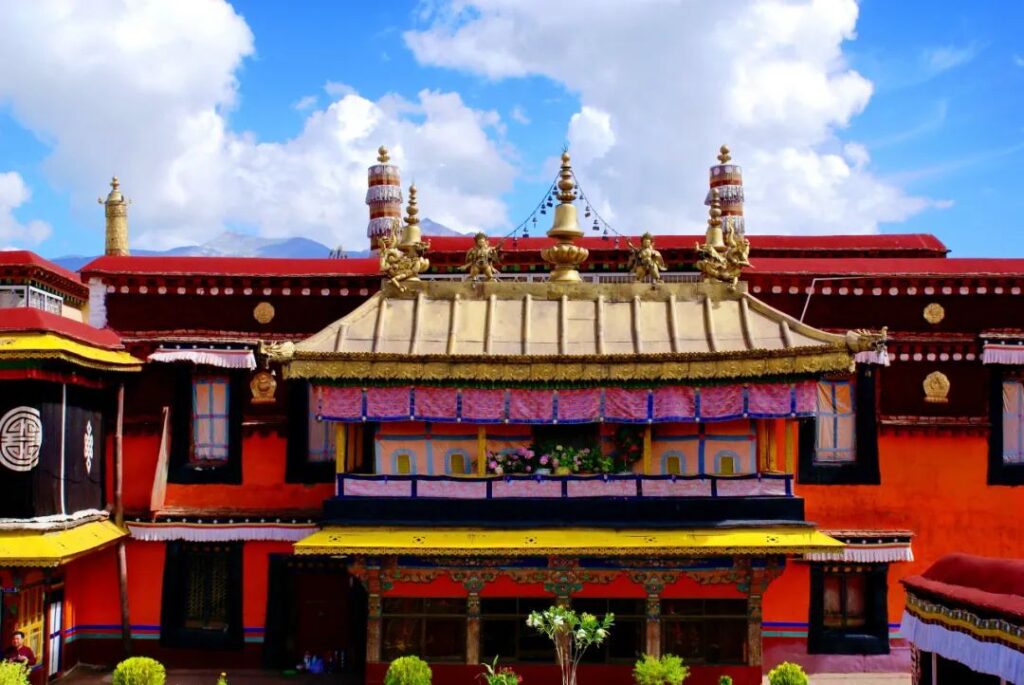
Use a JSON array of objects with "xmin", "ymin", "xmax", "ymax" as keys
[{"xmin": 58, "ymin": 665, "xmax": 911, "ymax": 685}]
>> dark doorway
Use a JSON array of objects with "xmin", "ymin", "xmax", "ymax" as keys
[{"xmin": 264, "ymin": 556, "xmax": 366, "ymax": 678}]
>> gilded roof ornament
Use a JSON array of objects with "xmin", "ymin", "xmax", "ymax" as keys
[
  {"xmin": 542, "ymin": 150, "xmax": 589, "ymax": 282},
  {"xmin": 627, "ymin": 232, "xmax": 667, "ymax": 284},
  {"xmin": 379, "ymin": 184, "xmax": 430, "ymax": 290},
  {"xmin": 717, "ymin": 144, "xmax": 731, "ymax": 164},
  {"xmin": 98, "ymin": 176, "xmax": 130, "ymax": 257},
  {"xmin": 377, "ymin": 145, "xmax": 390, "ymax": 163},
  {"xmin": 461, "ymin": 232, "xmax": 502, "ymax": 282},
  {"xmin": 695, "ymin": 189, "xmax": 750, "ymax": 286}
]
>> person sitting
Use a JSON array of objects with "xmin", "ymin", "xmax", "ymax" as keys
[{"xmin": 3, "ymin": 631, "xmax": 36, "ymax": 666}]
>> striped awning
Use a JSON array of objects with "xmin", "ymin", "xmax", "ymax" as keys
[
  {"xmin": 294, "ymin": 526, "xmax": 842, "ymax": 558},
  {"xmin": 0, "ymin": 520, "xmax": 126, "ymax": 567},
  {"xmin": 148, "ymin": 347, "xmax": 256, "ymax": 370},
  {"xmin": 804, "ymin": 530, "xmax": 913, "ymax": 563}
]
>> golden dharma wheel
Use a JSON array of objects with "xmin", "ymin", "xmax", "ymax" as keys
[{"xmin": 253, "ymin": 301, "xmax": 276, "ymax": 324}]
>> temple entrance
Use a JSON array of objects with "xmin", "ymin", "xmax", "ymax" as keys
[{"xmin": 264, "ymin": 556, "xmax": 366, "ymax": 679}]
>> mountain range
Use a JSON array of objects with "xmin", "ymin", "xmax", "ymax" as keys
[{"xmin": 52, "ymin": 218, "xmax": 467, "ymax": 271}]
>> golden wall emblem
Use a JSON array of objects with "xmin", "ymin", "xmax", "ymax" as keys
[
  {"xmin": 923, "ymin": 371, "xmax": 950, "ymax": 404},
  {"xmin": 253, "ymin": 302, "xmax": 275, "ymax": 324},
  {"xmin": 250, "ymin": 369, "xmax": 277, "ymax": 404},
  {"xmin": 923, "ymin": 303, "xmax": 944, "ymax": 325}
]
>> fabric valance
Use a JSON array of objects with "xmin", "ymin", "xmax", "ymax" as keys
[
  {"xmin": 148, "ymin": 347, "xmax": 256, "ymax": 370},
  {"xmin": 314, "ymin": 381, "xmax": 817, "ymax": 424},
  {"xmin": 127, "ymin": 521, "xmax": 316, "ymax": 542},
  {"xmin": 983, "ymin": 342, "xmax": 1024, "ymax": 365}
]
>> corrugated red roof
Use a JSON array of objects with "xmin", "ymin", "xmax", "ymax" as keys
[
  {"xmin": 81, "ymin": 255, "xmax": 380, "ymax": 278},
  {"xmin": 0, "ymin": 308, "xmax": 124, "ymax": 349},
  {"xmin": 0, "ymin": 250, "xmax": 82, "ymax": 283},
  {"xmin": 747, "ymin": 257, "xmax": 1024, "ymax": 276},
  {"xmin": 901, "ymin": 553, "xmax": 1024, "ymax": 622}
]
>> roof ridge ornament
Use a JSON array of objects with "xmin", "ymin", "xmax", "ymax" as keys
[
  {"xmin": 542, "ymin": 149, "xmax": 589, "ymax": 282},
  {"xmin": 695, "ymin": 188, "xmax": 750, "ymax": 287},
  {"xmin": 98, "ymin": 176, "xmax": 130, "ymax": 256},
  {"xmin": 627, "ymin": 232, "xmax": 667, "ymax": 284},
  {"xmin": 378, "ymin": 184, "xmax": 430, "ymax": 291}
]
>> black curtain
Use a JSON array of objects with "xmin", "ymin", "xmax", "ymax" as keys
[
  {"xmin": 0, "ymin": 382, "xmax": 65, "ymax": 518},
  {"xmin": 64, "ymin": 386, "xmax": 106, "ymax": 513}
]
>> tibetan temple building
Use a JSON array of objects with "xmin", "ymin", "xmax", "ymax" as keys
[{"xmin": 2, "ymin": 147, "xmax": 1024, "ymax": 685}]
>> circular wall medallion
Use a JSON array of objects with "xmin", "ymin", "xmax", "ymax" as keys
[
  {"xmin": 0, "ymin": 406, "xmax": 43, "ymax": 472},
  {"xmin": 923, "ymin": 303, "xmax": 945, "ymax": 325},
  {"xmin": 923, "ymin": 371, "xmax": 950, "ymax": 404},
  {"xmin": 253, "ymin": 302, "xmax": 275, "ymax": 324}
]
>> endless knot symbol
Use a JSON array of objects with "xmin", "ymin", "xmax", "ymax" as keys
[
  {"xmin": 84, "ymin": 421, "xmax": 95, "ymax": 474},
  {"xmin": 0, "ymin": 406, "xmax": 42, "ymax": 472}
]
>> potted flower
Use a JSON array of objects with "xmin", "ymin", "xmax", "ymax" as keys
[
  {"xmin": 487, "ymin": 447, "xmax": 536, "ymax": 475},
  {"xmin": 479, "ymin": 657, "xmax": 522, "ymax": 685},
  {"xmin": 526, "ymin": 605, "xmax": 613, "ymax": 685}
]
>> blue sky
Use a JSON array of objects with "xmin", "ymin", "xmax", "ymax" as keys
[{"xmin": 0, "ymin": 0, "xmax": 1022, "ymax": 258}]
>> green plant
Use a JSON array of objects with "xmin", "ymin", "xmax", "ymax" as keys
[
  {"xmin": 112, "ymin": 657, "xmax": 167, "ymax": 685},
  {"xmin": 718, "ymin": 677, "xmax": 733, "ymax": 685},
  {"xmin": 479, "ymin": 656, "xmax": 522, "ymax": 685},
  {"xmin": 383, "ymin": 655, "xmax": 432, "ymax": 685},
  {"xmin": 613, "ymin": 425, "xmax": 645, "ymax": 470},
  {"xmin": 216, "ymin": 674, "xmax": 228, "ymax": 685},
  {"xmin": 632, "ymin": 653, "xmax": 688, "ymax": 685},
  {"xmin": 767, "ymin": 662, "xmax": 808, "ymax": 685},
  {"xmin": 0, "ymin": 661, "xmax": 29, "ymax": 685},
  {"xmin": 526, "ymin": 605, "xmax": 614, "ymax": 685}
]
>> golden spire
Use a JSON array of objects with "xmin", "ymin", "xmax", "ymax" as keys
[
  {"xmin": 706, "ymin": 188, "xmax": 724, "ymax": 249},
  {"xmin": 717, "ymin": 144, "xmax": 731, "ymax": 164},
  {"xmin": 377, "ymin": 145, "xmax": 390, "ymax": 163},
  {"xmin": 98, "ymin": 176, "xmax": 129, "ymax": 256},
  {"xmin": 405, "ymin": 184, "xmax": 419, "ymax": 227},
  {"xmin": 542, "ymin": 149, "xmax": 588, "ymax": 282}
]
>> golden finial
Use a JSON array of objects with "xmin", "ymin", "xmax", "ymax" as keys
[
  {"xmin": 717, "ymin": 145, "xmax": 731, "ymax": 164},
  {"xmin": 708, "ymin": 188, "xmax": 723, "ymax": 232},
  {"xmin": 405, "ymin": 184, "xmax": 419, "ymax": 226},
  {"xmin": 695, "ymin": 187, "xmax": 749, "ymax": 286},
  {"xmin": 543, "ymin": 148, "xmax": 588, "ymax": 282},
  {"xmin": 98, "ymin": 175, "xmax": 129, "ymax": 256},
  {"xmin": 377, "ymin": 145, "xmax": 390, "ymax": 163}
]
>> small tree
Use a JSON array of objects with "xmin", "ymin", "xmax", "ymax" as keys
[
  {"xmin": 0, "ymin": 662, "xmax": 29, "ymax": 685},
  {"xmin": 718, "ymin": 677, "xmax": 733, "ymax": 685},
  {"xmin": 767, "ymin": 662, "xmax": 808, "ymax": 685},
  {"xmin": 526, "ymin": 605, "xmax": 614, "ymax": 685},
  {"xmin": 479, "ymin": 656, "xmax": 522, "ymax": 685},
  {"xmin": 384, "ymin": 655, "xmax": 432, "ymax": 685},
  {"xmin": 112, "ymin": 657, "xmax": 167, "ymax": 685},
  {"xmin": 633, "ymin": 653, "xmax": 688, "ymax": 685}
]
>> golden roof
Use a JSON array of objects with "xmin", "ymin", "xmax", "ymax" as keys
[
  {"xmin": 0, "ymin": 520, "xmax": 125, "ymax": 568},
  {"xmin": 285, "ymin": 280, "xmax": 881, "ymax": 383}
]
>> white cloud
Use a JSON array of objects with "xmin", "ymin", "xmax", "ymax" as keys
[
  {"xmin": 0, "ymin": 1, "xmax": 516, "ymax": 250},
  {"xmin": 922, "ymin": 43, "xmax": 980, "ymax": 74},
  {"xmin": 510, "ymin": 105, "xmax": 530, "ymax": 125},
  {"xmin": 406, "ymin": 0, "xmax": 931, "ymax": 235},
  {"xmin": 292, "ymin": 95, "xmax": 318, "ymax": 111},
  {"xmin": 0, "ymin": 172, "xmax": 52, "ymax": 246}
]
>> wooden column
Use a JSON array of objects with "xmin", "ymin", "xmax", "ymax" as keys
[
  {"xmin": 366, "ymin": 592, "xmax": 383, "ymax": 664},
  {"xmin": 642, "ymin": 425, "xmax": 653, "ymax": 474},
  {"xmin": 466, "ymin": 592, "xmax": 481, "ymax": 666},
  {"xmin": 783, "ymin": 421, "xmax": 796, "ymax": 474},
  {"xmin": 334, "ymin": 424, "xmax": 347, "ymax": 474},
  {"xmin": 477, "ymin": 426, "xmax": 487, "ymax": 475},
  {"xmin": 114, "ymin": 383, "xmax": 132, "ymax": 657},
  {"xmin": 645, "ymin": 593, "xmax": 661, "ymax": 658},
  {"xmin": 747, "ymin": 591, "xmax": 763, "ymax": 667}
]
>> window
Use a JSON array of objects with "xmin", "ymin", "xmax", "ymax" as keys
[
  {"xmin": 798, "ymin": 366, "xmax": 879, "ymax": 485},
  {"xmin": 382, "ymin": 598, "xmax": 466, "ymax": 662},
  {"xmin": 665, "ymin": 454, "xmax": 682, "ymax": 475},
  {"xmin": 481, "ymin": 598, "xmax": 553, "ymax": 663},
  {"xmin": 574, "ymin": 599, "xmax": 644, "ymax": 663},
  {"xmin": 661, "ymin": 599, "xmax": 747, "ymax": 665},
  {"xmin": 1001, "ymin": 380, "xmax": 1024, "ymax": 464},
  {"xmin": 394, "ymin": 452, "xmax": 413, "ymax": 475},
  {"xmin": 715, "ymin": 453, "xmax": 737, "ymax": 476},
  {"xmin": 286, "ymin": 382, "xmax": 336, "ymax": 484},
  {"xmin": 814, "ymin": 380, "xmax": 856, "ymax": 463},
  {"xmin": 192, "ymin": 376, "xmax": 230, "ymax": 464},
  {"xmin": 808, "ymin": 564, "xmax": 888, "ymax": 655},
  {"xmin": 307, "ymin": 385, "xmax": 336, "ymax": 464},
  {"xmin": 161, "ymin": 542, "xmax": 243, "ymax": 650},
  {"xmin": 446, "ymin": 450, "xmax": 470, "ymax": 475},
  {"xmin": 14, "ymin": 586, "xmax": 44, "ymax": 665}
]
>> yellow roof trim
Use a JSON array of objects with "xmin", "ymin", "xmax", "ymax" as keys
[
  {"xmin": 294, "ymin": 526, "xmax": 843, "ymax": 558},
  {"xmin": 0, "ymin": 520, "xmax": 126, "ymax": 568},
  {"xmin": 0, "ymin": 333, "xmax": 142, "ymax": 372}
]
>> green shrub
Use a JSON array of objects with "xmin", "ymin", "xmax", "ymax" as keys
[
  {"xmin": 767, "ymin": 662, "xmax": 808, "ymax": 685},
  {"xmin": 480, "ymin": 656, "xmax": 521, "ymax": 685},
  {"xmin": 718, "ymin": 677, "xmax": 733, "ymax": 685},
  {"xmin": 216, "ymin": 674, "xmax": 228, "ymax": 685},
  {"xmin": 383, "ymin": 655, "xmax": 432, "ymax": 685},
  {"xmin": 633, "ymin": 653, "xmax": 688, "ymax": 685},
  {"xmin": 112, "ymin": 657, "xmax": 167, "ymax": 685},
  {"xmin": 0, "ymin": 661, "xmax": 29, "ymax": 685}
]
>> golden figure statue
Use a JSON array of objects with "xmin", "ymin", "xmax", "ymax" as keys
[
  {"xmin": 379, "ymin": 185, "xmax": 430, "ymax": 291},
  {"xmin": 626, "ymin": 232, "xmax": 668, "ymax": 283},
  {"xmin": 461, "ymin": 232, "xmax": 502, "ymax": 281},
  {"xmin": 696, "ymin": 190, "xmax": 750, "ymax": 286}
]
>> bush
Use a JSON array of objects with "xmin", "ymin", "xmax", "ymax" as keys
[
  {"xmin": 0, "ymin": 662, "xmax": 29, "ymax": 685},
  {"xmin": 216, "ymin": 674, "xmax": 228, "ymax": 685},
  {"xmin": 383, "ymin": 655, "xmax": 432, "ymax": 685},
  {"xmin": 767, "ymin": 662, "xmax": 808, "ymax": 685},
  {"xmin": 718, "ymin": 677, "xmax": 733, "ymax": 685},
  {"xmin": 112, "ymin": 657, "xmax": 167, "ymax": 685},
  {"xmin": 633, "ymin": 654, "xmax": 688, "ymax": 685}
]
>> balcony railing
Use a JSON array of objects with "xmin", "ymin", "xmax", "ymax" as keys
[{"xmin": 335, "ymin": 473, "xmax": 794, "ymax": 499}]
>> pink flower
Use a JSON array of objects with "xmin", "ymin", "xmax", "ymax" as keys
[
  {"xmin": 525, "ymin": 465, "xmax": 533, "ymax": 472},
  {"xmin": 495, "ymin": 466, "xmax": 504, "ymax": 475},
  {"xmin": 489, "ymin": 461, "xmax": 498, "ymax": 469},
  {"xmin": 540, "ymin": 455, "xmax": 550, "ymax": 465},
  {"xmin": 525, "ymin": 449, "xmax": 535, "ymax": 458}
]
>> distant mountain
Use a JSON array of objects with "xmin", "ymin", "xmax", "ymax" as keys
[{"xmin": 52, "ymin": 219, "xmax": 467, "ymax": 270}]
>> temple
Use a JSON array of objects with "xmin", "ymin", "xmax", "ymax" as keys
[{"xmin": 1, "ymin": 148, "xmax": 1023, "ymax": 685}]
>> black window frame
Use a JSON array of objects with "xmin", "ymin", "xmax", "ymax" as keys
[
  {"xmin": 169, "ymin": 365, "xmax": 243, "ymax": 485},
  {"xmin": 285, "ymin": 381, "xmax": 336, "ymax": 484},
  {"xmin": 381, "ymin": 597, "xmax": 467, "ymax": 663},
  {"xmin": 798, "ymin": 365, "xmax": 880, "ymax": 485},
  {"xmin": 808, "ymin": 563, "xmax": 889, "ymax": 655},
  {"xmin": 480, "ymin": 597, "xmax": 556, "ymax": 663},
  {"xmin": 660, "ymin": 598, "xmax": 748, "ymax": 665},
  {"xmin": 572, "ymin": 598, "xmax": 645, "ymax": 664},
  {"xmin": 160, "ymin": 541, "xmax": 244, "ymax": 650},
  {"xmin": 987, "ymin": 367, "xmax": 1024, "ymax": 485}
]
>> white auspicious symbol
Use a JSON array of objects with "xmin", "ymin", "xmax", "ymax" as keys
[
  {"xmin": 84, "ymin": 421, "xmax": 94, "ymax": 474},
  {"xmin": 0, "ymin": 406, "xmax": 43, "ymax": 472}
]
